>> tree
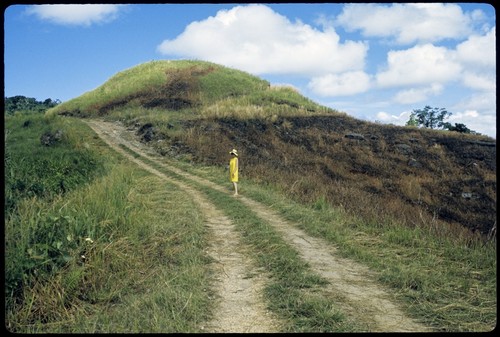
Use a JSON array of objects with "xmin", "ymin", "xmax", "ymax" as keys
[
  {"xmin": 443, "ymin": 122, "xmax": 476, "ymax": 134},
  {"xmin": 409, "ymin": 105, "xmax": 452, "ymax": 129},
  {"xmin": 4, "ymin": 96, "xmax": 60, "ymax": 115},
  {"xmin": 405, "ymin": 113, "xmax": 419, "ymax": 127}
]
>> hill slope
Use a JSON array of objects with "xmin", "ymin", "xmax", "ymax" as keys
[{"xmin": 48, "ymin": 60, "xmax": 496, "ymax": 237}]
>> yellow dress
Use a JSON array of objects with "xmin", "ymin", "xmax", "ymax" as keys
[{"xmin": 229, "ymin": 157, "xmax": 238, "ymax": 182}]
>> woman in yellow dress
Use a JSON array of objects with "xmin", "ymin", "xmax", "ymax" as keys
[{"xmin": 229, "ymin": 149, "xmax": 239, "ymax": 196}]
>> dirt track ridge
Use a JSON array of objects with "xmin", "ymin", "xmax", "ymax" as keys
[
  {"xmin": 86, "ymin": 119, "xmax": 431, "ymax": 332},
  {"xmin": 87, "ymin": 120, "xmax": 281, "ymax": 333}
]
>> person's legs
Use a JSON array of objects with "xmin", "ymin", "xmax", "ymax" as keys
[{"xmin": 233, "ymin": 182, "xmax": 238, "ymax": 196}]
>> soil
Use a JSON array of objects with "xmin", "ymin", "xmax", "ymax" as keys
[{"xmin": 86, "ymin": 119, "xmax": 432, "ymax": 332}]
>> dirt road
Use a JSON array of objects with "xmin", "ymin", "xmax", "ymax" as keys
[{"xmin": 86, "ymin": 119, "xmax": 431, "ymax": 333}]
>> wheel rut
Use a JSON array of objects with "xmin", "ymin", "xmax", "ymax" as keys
[
  {"xmin": 86, "ymin": 120, "xmax": 281, "ymax": 333},
  {"xmin": 86, "ymin": 119, "xmax": 432, "ymax": 332}
]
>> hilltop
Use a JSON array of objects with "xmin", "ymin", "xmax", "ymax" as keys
[{"xmin": 48, "ymin": 60, "xmax": 496, "ymax": 238}]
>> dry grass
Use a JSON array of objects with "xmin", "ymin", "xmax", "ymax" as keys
[
  {"xmin": 148, "ymin": 115, "xmax": 496, "ymax": 241},
  {"xmin": 47, "ymin": 60, "xmax": 495, "ymax": 240}
]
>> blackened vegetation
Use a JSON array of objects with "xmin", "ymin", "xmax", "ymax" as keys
[
  {"xmin": 72, "ymin": 66, "xmax": 216, "ymax": 116},
  {"xmin": 137, "ymin": 123, "xmax": 156, "ymax": 142},
  {"xmin": 142, "ymin": 115, "xmax": 496, "ymax": 238}
]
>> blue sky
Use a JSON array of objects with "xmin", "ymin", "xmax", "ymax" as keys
[{"xmin": 4, "ymin": 3, "xmax": 496, "ymax": 138}]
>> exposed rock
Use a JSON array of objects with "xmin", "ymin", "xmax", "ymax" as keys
[
  {"xmin": 345, "ymin": 133, "xmax": 365, "ymax": 140},
  {"xmin": 461, "ymin": 192, "xmax": 478, "ymax": 200},
  {"xmin": 40, "ymin": 129, "xmax": 63, "ymax": 146},
  {"xmin": 408, "ymin": 158, "xmax": 421, "ymax": 168},
  {"xmin": 467, "ymin": 140, "xmax": 496, "ymax": 147},
  {"xmin": 137, "ymin": 123, "xmax": 155, "ymax": 142},
  {"xmin": 395, "ymin": 143, "xmax": 412, "ymax": 154}
]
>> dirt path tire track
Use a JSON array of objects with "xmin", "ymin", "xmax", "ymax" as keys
[
  {"xmin": 87, "ymin": 119, "xmax": 432, "ymax": 332},
  {"xmin": 86, "ymin": 120, "xmax": 281, "ymax": 333}
]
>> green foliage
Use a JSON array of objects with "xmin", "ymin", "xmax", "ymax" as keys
[
  {"xmin": 409, "ymin": 105, "xmax": 452, "ymax": 129},
  {"xmin": 4, "ymin": 114, "xmax": 105, "ymax": 308},
  {"xmin": 5, "ymin": 135, "xmax": 211, "ymax": 333},
  {"xmin": 405, "ymin": 113, "xmax": 419, "ymax": 127},
  {"xmin": 443, "ymin": 122, "xmax": 477, "ymax": 134},
  {"xmin": 6, "ymin": 59, "xmax": 495, "ymax": 333},
  {"xmin": 408, "ymin": 106, "xmax": 477, "ymax": 134},
  {"xmin": 4, "ymin": 114, "xmax": 103, "ymax": 214},
  {"xmin": 5, "ymin": 96, "xmax": 60, "ymax": 115}
]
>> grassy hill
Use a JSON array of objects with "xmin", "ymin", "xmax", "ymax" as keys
[
  {"xmin": 49, "ymin": 59, "xmax": 496, "ymax": 239},
  {"xmin": 5, "ymin": 59, "xmax": 496, "ymax": 332}
]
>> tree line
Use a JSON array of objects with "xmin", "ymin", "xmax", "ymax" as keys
[
  {"xmin": 4, "ymin": 95, "xmax": 61, "ymax": 115},
  {"xmin": 406, "ymin": 105, "xmax": 478, "ymax": 134}
]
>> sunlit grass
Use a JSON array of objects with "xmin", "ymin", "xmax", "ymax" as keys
[
  {"xmin": 5, "ymin": 116, "xmax": 211, "ymax": 333},
  {"xmin": 10, "ymin": 58, "xmax": 496, "ymax": 332},
  {"xmin": 150, "ymin": 153, "xmax": 497, "ymax": 332}
]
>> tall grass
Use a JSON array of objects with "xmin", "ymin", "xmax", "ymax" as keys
[
  {"xmin": 118, "ymin": 145, "xmax": 364, "ymax": 332},
  {"xmin": 158, "ymin": 156, "xmax": 497, "ymax": 332},
  {"xmin": 46, "ymin": 61, "xmax": 190, "ymax": 117},
  {"xmin": 167, "ymin": 115, "xmax": 495, "ymax": 240},
  {"xmin": 37, "ymin": 58, "xmax": 496, "ymax": 331},
  {"xmin": 4, "ymin": 113, "xmax": 104, "ymax": 213},
  {"xmin": 47, "ymin": 60, "xmax": 335, "ymax": 121},
  {"xmin": 5, "ymin": 115, "xmax": 212, "ymax": 333}
]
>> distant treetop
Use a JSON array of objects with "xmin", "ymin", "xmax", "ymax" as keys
[{"xmin": 5, "ymin": 95, "xmax": 60, "ymax": 115}]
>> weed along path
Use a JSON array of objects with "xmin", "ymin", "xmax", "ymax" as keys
[
  {"xmin": 86, "ymin": 119, "xmax": 431, "ymax": 332},
  {"xmin": 86, "ymin": 120, "xmax": 281, "ymax": 333}
]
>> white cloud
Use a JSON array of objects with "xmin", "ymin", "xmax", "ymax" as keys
[
  {"xmin": 375, "ymin": 110, "xmax": 412, "ymax": 124},
  {"xmin": 25, "ymin": 4, "xmax": 124, "ymax": 26},
  {"xmin": 374, "ymin": 107, "xmax": 496, "ymax": 138},
  {"xmin": 455, "ymin": 27, "xmax": 496, "ymax": 68},
  {"xmin": 461, "ymin": 71, "xmax": 496, "ymax": 91},
  {"xmin": 454, "ymin": 27, "xmax": 496, "ymax": 94},
  {"xmin": 307, "ymin": 71, "xmax": 371, "ymax": 97},
  {"xmin": 376, "ymin": 44, "xmax": 462, "ymax": 88},
  {"xmin": 454, "ymin": 90, "xmax": 496, "ymax": 113},
  {"xmin": 448, "ymin": 109, "xmax": 496, "ymax": 137},
  {"xmin": 157, "ymin": 4, "xmax": 368, "ymax": 77},
  {"xmin": 393, "ymin": 83, "xmax": 443, "ymax": 104},
  {"xmin": 336, "ymin": 3, "xmax": 475, "ymax": 45}
]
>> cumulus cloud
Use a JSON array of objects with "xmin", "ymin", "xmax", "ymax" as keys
[
  {"xmin": 454, "ymin": 91, "xmax": 496, "ymax": 113},
  {"xmin": 376, "ymin": 44, "xmax": 462, "ymax": 88},
  {"xmin": 393, "ymin": 83, "xmax": 443, "ymax": 104},
  {"xmin": 376, "ymin": 110, "xmax": 412, "ymax": 124},
  {"xmin": 448, "ymin": 108, "xmax": 496, "ymax": 136},
  {"xmin": 461, "ymin": 72, "xmax": 496, "ymax": 91},
  {"xmin": 25, "ymin": 4, "xmax": 124, "ymax": 26},
  {"xmin": 455, "ymin": 27, "xmax": 496, "ymax": 68},
  {"xmin": 375, "ymin": 106, "xmax": 496, "ymax": 137},
  {"xmin": 157, "ymin": 4, "xmax": 368, "ymax": 77},
  {"xmin": 307, "ymin": 71, "xmax": 371, "ymax": 97},
  {"xmin": 336, "ymin": 3, "xmax": 476, "ymax": 45}
]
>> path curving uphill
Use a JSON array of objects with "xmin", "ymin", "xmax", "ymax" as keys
[
  {"xmin": 87, "ymin": 119, "xmax": 281, "ymax": 333},
  {"xmin": 86, "ymin": 119, "xmax": 432, "ymax": 333}
]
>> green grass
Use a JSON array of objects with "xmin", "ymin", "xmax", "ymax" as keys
[
  {"xmin": 6, "ymin": 113, "xmax": 495, "ymax": 332},
  {"xmin": 117, "ymin": 143, "xmax": 364, "ymax": 332},
  {"xmin": 5, "ymin": 115, "xmax": 212, "ymax": 333},
  {"xmin": 47, "ymin": 60, "xmax": 270, "ymax": 118},
  {"xmin": 4, "ymin": 113, "xmax": 104, "ymax": 213},
  {"xmin": 47, "ymin": 60, "xmax": 337, "ymax": 121},
  {"xmin": 8, "ymin": 55, "xmax": 496, "ymax": 332},
  {"xmin": 45, "ymin": 59, "xmax": 495, "ymax": 241},
  {"xmin": 146, "ymin": 151, "xmax": 497, "ymax": 332}
]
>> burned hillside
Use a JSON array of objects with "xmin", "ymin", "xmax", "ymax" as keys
[{"xmin": 137, "ymin": 114, "xmax": 496, "ymax": 238}]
